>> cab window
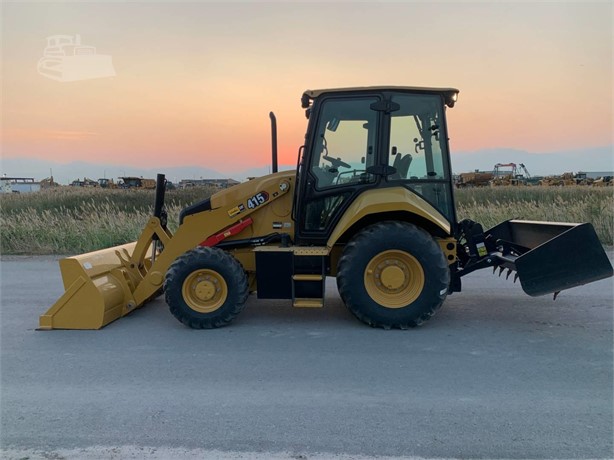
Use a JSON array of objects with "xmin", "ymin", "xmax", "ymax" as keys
[
  {"xmin": 310, "ymin": 97, "xmax": 378, "ymax": 189},
  {"xmin": 387, "ymin": 94, "xmax": 448, "ymax": 181}
]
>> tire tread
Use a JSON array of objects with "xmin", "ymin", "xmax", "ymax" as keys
[
  {"xmin": 337, "ymin": 221, "xmax": 449, "ymax": 329},
  {"xmin": 164, "ymin": 247, "xmax": 249, "ymax": 329}
]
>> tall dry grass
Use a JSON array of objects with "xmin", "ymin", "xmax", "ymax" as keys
[
  {"xmin": 0, "ymin": 187, "xmax": 216, "ymax": 254},
  {"xmin": 1, "ymin": 185, "xmax": 612, "ymax": 255},
  {"xmin": 455, "ymin": 186, "xmax": 613, "ymax": 245}
]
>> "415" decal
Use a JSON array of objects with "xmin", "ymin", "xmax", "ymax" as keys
[{"xmin": 247, "ymin": 191, "xmax": 269, "ymax": 209}]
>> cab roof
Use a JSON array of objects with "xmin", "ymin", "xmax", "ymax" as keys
[{"xmin": 302, "ymin": 86, "xmax": 460, "ymax": 108}]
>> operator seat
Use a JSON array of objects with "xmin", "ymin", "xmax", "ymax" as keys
[
  {"xmin": 390, "ymin": 153, "xmax": 413, "ymax": 180},
  {"xmin": 397, "ymin": 153, "xmax": 412, "ymax": 178}
]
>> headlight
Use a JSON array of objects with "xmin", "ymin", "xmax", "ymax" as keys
[{"xmin": 446, "ymin": 91, "xmax": 459, "ymax": 108}]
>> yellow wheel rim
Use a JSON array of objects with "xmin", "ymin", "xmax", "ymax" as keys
[
  {"xmin": 364, "ymin": 250, "xmax": 425, "ymax": 308},
  {"xmin": 182, "ymin": 269, "xmax": 228, "ymax": 313}
]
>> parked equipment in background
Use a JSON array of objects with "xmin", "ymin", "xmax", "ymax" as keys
[
  {"xmin": 540, "ymin": 172, "xmax": 580, "ymax": 186},
  {"xmin": 490, "ymin": 163, "xmax": 531, "ymax": 186},
  {"xmin": 119, "ymin": 177, "xmax": 156, "ymax": 189},
  {"xmin": 593, "ymin": 176, "xmax": 613, "ymax": 187},
  {"xmin": 40, "ymin": 86, "xmax": 613, "ymax": 331},
  {"xmin": 456, "ymin": 170, "xmax": 494, "ymax": 187},
  {"xmin": 97, "ymin": 178, "xmax": 117, "ymax": 188},
  {"xmin": 70, "ymin": 177, "xmax": 98, "ymax": 187},
  {"xmin": 40, "ymin": 176, "xmax": 60, "ymax": 188}
]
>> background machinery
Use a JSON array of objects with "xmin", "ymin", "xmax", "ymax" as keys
[
  {"xmin": 593, "ymin": 176, "xmax": 613, "ymax": 186},
  {"xmin": 98, "ymin": 178, "xmax": 118, "ymax": 188},
  {"xmin": 69, "ymin": 177, "xmax": 98, "ymax": 187},
  {"xmin": 119, "ymin": 176, "xmax": 157, "ymax": 189},
  {"xmin": 40, "ymin": 176, "xmax": 60, "ymax": 189},
  {"xmin": 491, "ymin": 163, "xmax": 531, "ymax": 186},
  {"xmin": 40, "ymin": 86, "xmax": 613, "ymax": 330},
  {"xmin": 456, "ymin": 170, "xmax": 494, "ymax": 187}
]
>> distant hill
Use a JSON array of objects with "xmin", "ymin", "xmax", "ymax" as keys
[
  {"xmin": 450, "ymin": 146, "xmax": 613, "ymax": 176},
  {"xmin": 1, "ymin": 145, "xmax": 612, "ymax": 184}
]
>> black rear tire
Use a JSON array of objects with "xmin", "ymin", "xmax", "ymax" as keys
[
  {"xmin": 164, "ymin": 247, "xmax": 249, "ymax": 329},
  {"xmin": 337, "ymin": 221, "xmax": 449, "ymax": 329}
]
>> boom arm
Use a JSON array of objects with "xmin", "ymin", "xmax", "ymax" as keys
[{"xmin": 130, "ymin": 175, "xmax": 292, "ymax": 305}]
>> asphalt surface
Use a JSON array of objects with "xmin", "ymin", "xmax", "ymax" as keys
[{"xmin": 1, "ymin": 254, "xmax": 612, "ymax": 459}]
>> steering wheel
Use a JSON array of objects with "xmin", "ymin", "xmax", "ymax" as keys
[
  {"xmin": 322, "ymin": 155, "xmax": 351, "ymax": 169},
  {"xmin": 313, "ymin": 166, "xmax": 338, "ymax": 188}
]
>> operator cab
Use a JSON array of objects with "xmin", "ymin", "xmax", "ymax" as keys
[{"xmin": 294, "ymin": 86, "xmax": 459, "ymax": 245}]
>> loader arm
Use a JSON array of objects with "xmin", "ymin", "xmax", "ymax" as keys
[{"xmin": 40, "ymin": 172, "xmax": 293, "ymax": 330}]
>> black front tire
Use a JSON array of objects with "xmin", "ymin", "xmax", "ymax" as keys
[
  {"xmin": 164, "ymin": 247, "xmax": 249, "ymax": 329},
  {"xmin": 337, "ymin": 221, "xmax": 450, "ymax": 329}
]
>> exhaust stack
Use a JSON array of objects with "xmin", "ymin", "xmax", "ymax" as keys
[{"xmin": 269, "ymin": 112, "xmax": 278, "ymax": 173}]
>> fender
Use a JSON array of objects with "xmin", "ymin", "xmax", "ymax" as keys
[{"xmin": 327, "ymin": 187, "xmax": 451, "ymax": 248}]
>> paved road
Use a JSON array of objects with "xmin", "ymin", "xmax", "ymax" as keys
[{"xmin": 1, "ymin": 255, "xmax": 612, "ymax": 459}]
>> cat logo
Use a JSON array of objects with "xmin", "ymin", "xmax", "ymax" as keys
[{"xmin": 227, "ymin": 203, "xmax": 245, "ymax": 218}]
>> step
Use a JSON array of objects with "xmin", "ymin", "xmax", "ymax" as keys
[
  {"xmin": 293, "ymin": 247, "xmax": 328, "ymax": 256},
  {"xmin": 293, "ymin": 298, "xmax": 324, "ymax": 308},
  {"xmin": 253, "ymin": 245, "xmax": 328, "ymax": 256},
  {"xmin": 292, "ymin": 274, "xmax": 324, "ymax": 282}
]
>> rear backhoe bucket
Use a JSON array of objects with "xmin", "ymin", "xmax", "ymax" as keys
[
  {"xmin": 39, "ymin": 242, "xmax": 150, "ymax": 330},
  {"xmin": 485, "ymin": 220, "xmax": 613, "ymax": 296}
]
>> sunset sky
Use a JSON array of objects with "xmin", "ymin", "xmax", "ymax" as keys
[{"xmin": 2, "ymin": 1, "xmax": 612, "ymax": 175}]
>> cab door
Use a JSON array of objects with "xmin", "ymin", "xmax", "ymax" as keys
[
  {"xmin": 383, "ymin": 93, "xmax": 456, "ymax": 224},
  {"xmin": 295, "ymin": 95, "xmax": 382, "ymax": 245}
]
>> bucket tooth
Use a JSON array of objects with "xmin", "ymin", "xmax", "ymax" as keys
[
  {"xmin": 506, "ymin": 269, "xmax": 513, "ymax": 280},
  {"xmin": 553, "ymin": 291, "xmax": 561, "ymax": 300},
  {"xmin": 498, "ymin": 267, "xmax": 505, "ymax": 277},
  {"xmin": 492, "ymin": 266, "xmax": 497, "ymax": 274},
  {"xmin": 513, "ymin": 273, "xmax": 519, "ymax": 283}
]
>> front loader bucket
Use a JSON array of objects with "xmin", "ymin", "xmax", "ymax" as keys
[
  {"xmin": 485, "ymin": 220, "xmax": 613, "ymax": 296},
  {"xmin": 39, "ymin": 242, "xmax": 151, "ymax": 330}
]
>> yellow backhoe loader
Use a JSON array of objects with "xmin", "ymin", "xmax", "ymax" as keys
[{"xmin": 39, "ymin": 86, "xmax": 613, "ymax": 330}]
